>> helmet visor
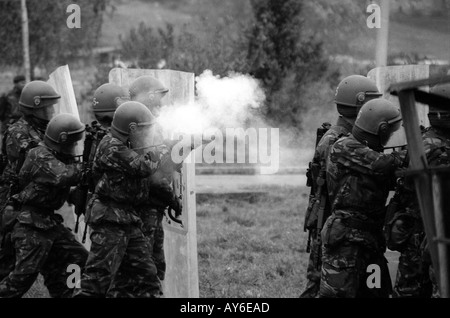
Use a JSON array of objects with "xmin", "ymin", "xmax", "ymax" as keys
[
  {"xmin": 34, "ymin": 104, "xmax": 56, "ymax": 121},
  {"xmin": 130, "ymin": 122, "xmax": 164, "ymax": 151}
]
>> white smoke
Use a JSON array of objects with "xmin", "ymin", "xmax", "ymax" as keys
[{"xmin": 157, "ymin": 70, "xmax": 266, "ymax": 135}]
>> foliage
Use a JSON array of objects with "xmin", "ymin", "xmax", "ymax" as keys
[
  {"xmin": 0, "ymin": 0, "xmax": 110, "ymax": 73},
  {"xmin": 119, "ymin": 16, "xmax": 250, "ymax": 77},
  {"xmin": 246, "ymin": 0, "xmax": 329, "ymax": 129}
]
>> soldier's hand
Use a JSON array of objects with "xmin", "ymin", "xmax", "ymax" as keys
[{"xmin": 169, "ymin": 196, "xmax": 183, "ymax": 218}]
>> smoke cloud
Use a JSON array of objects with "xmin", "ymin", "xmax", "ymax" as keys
[{"xmin": 157, "ymin": 70, "xmax": 266, "ymax": 134}]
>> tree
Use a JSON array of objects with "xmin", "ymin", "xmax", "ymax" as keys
[
  {"xmin": 0, "ymin": 0, "xmax": 110, "ymax": 74},
  {"xmin": 119, "ymin": 16, "xmax": 250, "ymax": 77},
  {"xmin": 246, "ymin": 0, "xmax": 328, "ymax": 128}
]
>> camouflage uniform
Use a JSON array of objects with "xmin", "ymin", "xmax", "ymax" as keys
[
  {"xmin": 0, "ymin": 87, "xmax": 22, "ymax": 135},
  {"xmin": 73, "ymin": 134, "xmax": 163, "ymax": 298},
  {"xmin": 387, "ymin": 126, "xmax": 449, "ymax": 298},
  {"xmin": 319, "ymin": 133, "xmax": 406, "ymax": 298},
  {"xmin": 137, "ymin": 169, "xmax": 173, "ymax": 282},
  {"xmin": 301, "ymin": 117, "xmax": 352, "ymax": 298},
  {"xmin": 137, "ymin": 150, "xmax": 182, "ymax": 281},
  {"xmin": 0, "ymin": 117, "xmax": 43, "ymax": 282},
  {"xmin": 0, "ymin": 143, "xmax": 88, "ymax": 298}
]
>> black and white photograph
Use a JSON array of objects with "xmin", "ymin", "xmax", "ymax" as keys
[{"xmin": 0, "ymin": 0, "xmax": 449, "ymax": 305}]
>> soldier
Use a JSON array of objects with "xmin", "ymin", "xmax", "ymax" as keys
[
  {"xmin": 91, "ymin": 83, "xmax": 129, "ymax": 129},
  {"xmin": 0, "ymin": 113, "xmax": 88, "ymax": 298},
  {"xmin": 319, "ymin": 98, "xmax": 407, "ymax": 298},
  {"xmin": 0, "ymin": 81, "xmax": 60, "ymax": 282},
  {"xmin": 69, "ymin": 83, "xmax": 129, "ymax": 233},
  {"xmin": 300, "ymin": 75, "xmax": 382, "ymax": 298},
  {"xmin": 0, "ymin": 75, "xmax": 26, "ymax": 136},
  {"xmin": 73, "ymin": 101, "xmax": 176, "ymax": 298},
  {"xmin": 129, "ymin": 75, "xmax": 173, "ymax": 284},
  {"xmin": 129, "ymin": 75, "xmax": 168, "ymax": 116},
  {"xmin": 386, "ymin": 83, "xmax": 450, "ymax": 298}
]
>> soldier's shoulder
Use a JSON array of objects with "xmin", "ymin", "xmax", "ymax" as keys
[
  {"xmin": 6, "ymin": 118, "xmax": 30, "ymax": 136},
  {"xmin": 423, "ymin": 127, "xmax": 447, "ymax": 145}
]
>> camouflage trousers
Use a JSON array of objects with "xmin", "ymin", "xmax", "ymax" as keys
[
  {"xmin": 421, "ymin": 237, "xmax": 440, "ymax": 298},
  {"xmin": 300, "ymin": 228, "xmax": 322, "ymax": 298},
  {"xmin": 0, "ymin": 222, "xmax": 88, "ymax": 298},
  {"xmin": 319, "ymin": 241, "xmax": 392, "ymax": 298},
  {"xmin": 141, "ymin": 208, "xmax": 166, "ymax": 281},
  {"xmin": 0, "ymin": 232, "xmax": 15, "ymax": 282},
  {"xmin": 393, "ymin": 232, "xmax": 432, "ymax": 298},
  {"xmin": 73, "ymin": 222, "xmax": 162, "ymax": 298}
]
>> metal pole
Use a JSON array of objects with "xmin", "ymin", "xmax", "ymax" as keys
[
  {"xmin": 376, "ymin": 0, "xmax": 390, "ymax": 67},
  {"xmin": 20, "ymin": 0, "xmax": 31, "ymax": 82}
]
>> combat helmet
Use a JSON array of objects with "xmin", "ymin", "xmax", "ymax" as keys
[
  {"xmin": 353, "ymin": 98, "xmax": 402, "ymax": 151},
  {"xmin": 335, "ymin": 75, "xmax": 382, "ymax": 118},
  {"xmin": 19, "ymin": 81, "xmax": 61, "ymax": 131},
  {"xmin": 129, "ymin": 76, "xmax": 168, "ymax": 115},
  {"xmin": 111, "ymin": 101, "xmax": 156, "ymax": 144},
  {"xmin": 129, "ymin": 75, "xmax": 169, "ymax": 99},
  {"xmin": 92, "ymin": 83, "xmax": 129, "ymax": 127},
  {"xmin": 428, "ymin": 83, "xmax": 450, "ymax": 130},
  {"xmin": 44, "ymin": 113, "xmax": 85, "ymax": 156}
]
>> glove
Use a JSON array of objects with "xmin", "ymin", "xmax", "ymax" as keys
[{"xmin": 169, "ymin": 196, "xmax": 182, "ymax": 218}]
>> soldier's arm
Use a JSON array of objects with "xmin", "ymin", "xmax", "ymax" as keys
[
  {"xmin": 27, "ymin": 153, "xmax": 82, "ymax": 187},
  {"xmin": 98, "ymin": 140, "xmax": 161, "ymax": 177},
  {"xmin": 335, "ymin": 143, "xmax": 407, "ymax": 176},
  {"xmin": 5, "ymin": 126, "xmax": 39, "ymax": 162}
]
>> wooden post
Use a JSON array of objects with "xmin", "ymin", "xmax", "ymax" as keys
[
  {"xmin": 47, "ymin": 65, "xmax": 91, "ymax": 250},
  {"xmin": 109, "ymin": 68, "xmax": 199, "ymax": 298},
  {"xmin": 432, "ymin": 172, "xmax": 449, "ymax": 297}
]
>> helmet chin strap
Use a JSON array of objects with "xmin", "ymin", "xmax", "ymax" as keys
[
  {"xmin": 29, "ymin": 116, "xmax": 49, "ymax": 133},
  {"xmin": 352, "ymin": 126, "xmax": 384, "ymax": 152}
]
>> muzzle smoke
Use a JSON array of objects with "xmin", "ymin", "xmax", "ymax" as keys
[{"xmin": 157, "ymin": 69, "xmax": 266, "ymax": 134}]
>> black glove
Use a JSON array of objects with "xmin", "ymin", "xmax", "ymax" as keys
[{"xmin": 169, "ymin": 196, "xmax": 182, "ymax": 218}]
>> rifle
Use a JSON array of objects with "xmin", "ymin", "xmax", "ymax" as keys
[
  {"xmin": 167, "ymin": 169, "xmax": 184, "ymax": 227},
  {"xmin": 314, "ymin": 170, "xmax": 327, "ymax": 270},
  {"xmin": 304, "ymin": 122, "xmax": 331, "ymax": 253},
  {"xmin": 78, "ymin": 124, "xmax": 106, "ymax": 243},
  {"xmin": 73, "ymin": 124, "xmax": 95, "ymax": 234}
]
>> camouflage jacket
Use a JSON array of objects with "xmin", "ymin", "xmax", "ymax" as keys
[
  {"xmin": 313, "ymin": 118, "xmax": 353, "ymax": 185},
  {"xmin": 87, "ymin": 134, "xmax": 161, "ymax": 225},
  {"xmin": 11, "ymin": 143, "xmax": 82, "ymax": 229},
  {"xmin": 134, "ymin": 143, "xmax": 180, "ymax": 211},
  {"xmin": 1, "ymin": 117, "xmax": 43, "ymax": 186},
  {"xmin": 391, "ymin": 126, "xmax": 450, "ymax": 221},
  {"xmin": 326, "ymin": 133, "xmax": 407, "ymax": 225},
  {"xmin": 0, "ymin": 89, "xmax": 22, "ymax": 131}
]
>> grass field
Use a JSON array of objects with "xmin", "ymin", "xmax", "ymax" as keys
[{"xmin": 20, "ymin": 184, "xmax": 309, "ymax": 298}]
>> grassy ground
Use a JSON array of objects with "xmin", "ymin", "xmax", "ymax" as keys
[
  {"xmin": 196, "ymin": 185, "xmax": 308, "ymax": 298},
  {"xmin": 19, "ymin": 184, "xmax": 309, "ymax": 298}
]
